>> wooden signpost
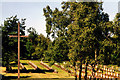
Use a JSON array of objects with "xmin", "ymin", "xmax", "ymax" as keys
[{"xmin": 9, "ymin": 22, "xmax": 28, "ymax": 79}]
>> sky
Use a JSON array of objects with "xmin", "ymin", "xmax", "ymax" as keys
[{"xmin": 0, "ymin": 0, "xmax": 120, "ymax": 37}]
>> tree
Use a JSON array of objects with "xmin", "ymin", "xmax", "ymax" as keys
[
  {"xmin": 2, "ymin": 15, "xmax": 26, "ymax": 71},
  {"xmin": 66, "ymin": 2, "xmax": 109, "ymax": 80},
  {"xmin": 27, "ymin": 27, "xmax": 38, "ymax": 46},
  {"xmin": 43, "ymin": 4, "xmax": 71, "ymax": 39},
  {"xmin": 32, "ymin": 34, "xmax": 50, "ymax": 60},
  {"xmin": 96, "ymin": 13, "xmax": 120, "ymax": 66},
  {"xmin": 25, "ymin": 40, "xmax": 35, "ymax": 59},
  {"xmin": 112, "ymin": 13, "xmax": 120, "ymax": 66},
  {"xmin": 102, "ymin": 13, "xmax": 120, "ymax": 65},
  {"xmin": 44, "ymin": 1, "xmax": 120, "ymax": 80},
  {"xmin": 24, "ymin": 27, "xmax": 38, "ymax": 59},
  {"xmin": 45, "ymin": 36, "xmax": 69, "ymax": 63},
  {"xmin": 43, "ymin": 1, "xmax": 109, "ymax": 80},
  {"xmin": 43, "ymin": 3, "xmax": 70, "ymax": 64}
]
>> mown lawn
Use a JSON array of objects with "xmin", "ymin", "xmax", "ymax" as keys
[
  {"xmin": 30, "ymin": 60, "xmax": 48, "ymax": 70},
  {"xmin": 43, "ymin": 62, "xmax": 74, "ymax": 78},
  {"xmin": 20, "ymin": 60, "xmax": 34, "ymax": 70},
  {"xmin": 1, "ymin": 60, "xmax": 74, "ymax": 79},
  {"xmin": 1, "ymin": 60, "xmax": 120, "ymax": 80}
]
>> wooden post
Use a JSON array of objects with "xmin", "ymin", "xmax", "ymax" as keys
[
  {"xmin": 18, "ymin": 22, "xmax": 20, "ymax": 79},
  {"xmin": 9, "ymin": 22, "xmax": 28, "ymax": 80}
]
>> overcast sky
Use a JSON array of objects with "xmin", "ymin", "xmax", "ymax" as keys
[{"xmin": 0, "ymin": 0, "xmax": 120, "ymax": 37}]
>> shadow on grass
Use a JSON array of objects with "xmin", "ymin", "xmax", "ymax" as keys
[
  {"xmin": 6, "ymin": 68, "xmax": 54, "ymax": 73},
  {"xmin": 22, "ymin": 63, "xmax": 28, "ymax": 65},
  {"xmin": 1, "ymin": 75, "xmax": 30, "ymax": 80},
  {"xmin": 10, "ymin": 63, "xmax": 18, "ymax": 67},
  {"xmin": 10, "ymin": 62, "xmax": 28, "ymax": 67}
]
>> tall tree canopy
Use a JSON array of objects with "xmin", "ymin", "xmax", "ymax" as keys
[
  {"xmin": 2, "ymin": 15, "xmax": 27, "ymax": 71},
  {"xmin": 43, "ymin": 1, "xmax": 118, "ymax": 80},
  {"xmin": 43, "ymin": 3, "xmax": 70, "ymax": 63},
  {"xmin": 65, "ymin": 2, "xmax": 109, "ymax": 79},
  {"xmin": 32, "ymin": 34, "xmax": 50, "ymax": 60}
]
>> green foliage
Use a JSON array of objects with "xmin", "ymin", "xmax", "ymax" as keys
[
  {"xmin": 49, "ymin": 61, "xmax": 55, "ymax": 67},
  {"xmin": 43, "ymin": 5, "xmax": 71, "ymax": 39},
  {"xmin": 45, "ymin": 37, "xmax": 69, "ymax": 63},
  {"xmin": 25, "ymin": 40, "xmax": 35, "ymax": 59},
  {"xmin": 66, "ymin": 2, "xmax": 109, "ymax": 65},
  {"xmin": 27, "ymin": 27, "xmax": 38, "ymax": 46},
  {"xmin": 43, "ymin": 4, "xmax": 70, "ymax": 63},
  {"xmin": 43, "ymin": 1, "xmax": 120, "ymax": 79},
  {"xmin": 2, "ymin": 15, "xmax": 27, "ymax": 71},
  {"xmin": 32, "ymin": 34, "xmax": 50, "ymax": 60},
  {"xmin": 26, "ymin": 27, "xmax": 38, "ymax": 59}
]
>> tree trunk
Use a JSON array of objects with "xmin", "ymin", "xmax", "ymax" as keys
[
  {"xmin": 79, "ymin": 61, "xmax": 82, "ymax": 80},
  {"xmin": 6, "ymin": 65, "xmax": 12, "ymax": 72},
  {"xmin": 95, "ymin": 49, "xmax": 97, "ymax": 61},
  {"xmin": 30, "ymin": 53, "xmax": 32, "ymax": 60},
  {"xmin": 92, "ymin": 64, "xmax": 96, "ymax": 80},
  {"xmin": 74, "ymin": 63, "xmax": 77, "ymax": 80},
  {"xmin": 6, "ymin": 66, "xmax": 9, "ymax": 71},
  {"xmin": 85, "ymin": 61, "xmax": 88, "ymax": 80}
]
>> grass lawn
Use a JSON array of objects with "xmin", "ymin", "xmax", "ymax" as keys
[
  {"xmin": 44, "ymin": 62, "xmax": 71, "ymax": 77},
  {"xmin": 24, "ymin": 64, "xmax": 34, "ymax": 70},
  {"xmin": 30, "ymin": 60, "xmax": 48, "ymax": 70},
  {"xmin": 12, "ymin": 67, "xmax": 22, "ymax": 70},
  {"xmin": 1, "ymin": 60, "xmax": 120, "ymax": 80},
  {"xmin": 0, "ymin": 67, "xmax": 6, "ymax": 75},
  {"xmin": 1, "ymin": 60, "xmax": 74, "ymax": 79},
  {"xmin": 6, "ymin": 78, "xmax": 76, "ymax": 80},
  {"xmin": 20, "ymin": 60, "xmax": 34, "ymax": 70}
]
